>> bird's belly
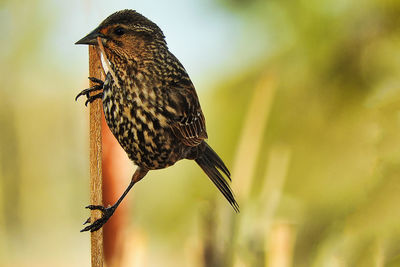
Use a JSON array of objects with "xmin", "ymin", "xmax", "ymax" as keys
[{"xmin": 102, "ymin": 94, "xmax": 181, "ymax": 170}]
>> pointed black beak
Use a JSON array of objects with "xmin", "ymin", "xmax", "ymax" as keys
[{"xmin": 75, "ymin": 28, "xmax": 106, "ymax": 45}]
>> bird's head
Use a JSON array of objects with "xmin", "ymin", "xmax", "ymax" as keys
[{"xmin": 76, "ymin": 10, "xmax": 166, "ymax": 60}]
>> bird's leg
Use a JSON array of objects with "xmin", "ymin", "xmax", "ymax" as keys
[
  {"xmin": 81, "ymin": 167, "xmax": 148, "ymax": 232},
  {"xmin": 75, "ymin": 77, "xmax": 104, "ymax": 101}
]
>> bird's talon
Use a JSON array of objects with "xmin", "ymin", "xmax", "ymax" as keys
[
  {"xmin": 75, "ymin": 82, "xmax": 104, "ymax": 102},
  {"xmin": 85, "ymin": 204, "xmax": 106, "ymax": 211},
  {"xmin": 88, "ymin": 77, "xmax": 104, "ymax": 85},
  {"xmin": 75, "ymin": 92, "xmax": 84, "ymax": 101},
  {"xmin": 80, "ymin": 206, "xmax": 116, "ymax": 232},
  {"xmin": 83, "ymin": 217, "xmax": 91, "ymax": 225}
]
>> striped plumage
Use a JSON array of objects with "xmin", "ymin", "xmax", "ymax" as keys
[{"xmin": 76, "ymin": 9, "xmax": 238, "ymax": 232}]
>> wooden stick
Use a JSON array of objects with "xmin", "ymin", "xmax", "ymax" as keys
[{"xmin": 89, "ymin": 45, "xmax": 104, "ymax": 267}]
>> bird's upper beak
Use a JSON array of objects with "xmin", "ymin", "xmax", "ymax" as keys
[{"xmin": 75, "ymin": 27, "xmax": 106, "ymax": 45}]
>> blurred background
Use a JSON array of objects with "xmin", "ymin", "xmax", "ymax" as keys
[{"xmin": 1, "ymin": 0, "xmax": 400, "ymax": 266}]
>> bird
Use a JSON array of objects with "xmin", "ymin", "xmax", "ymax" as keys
[{"xmin": 75, "ymin": 9, "xmax": 239, "ymax": 232}]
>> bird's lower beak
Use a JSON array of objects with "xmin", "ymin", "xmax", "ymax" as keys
[{"xmin": 75, "ymin": 28, "xmax": 106, "ymax": 45}]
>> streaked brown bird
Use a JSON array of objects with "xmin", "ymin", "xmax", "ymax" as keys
[{"xmin": 76, "ymin": 9, "xmax": 239, "ymax": 232}]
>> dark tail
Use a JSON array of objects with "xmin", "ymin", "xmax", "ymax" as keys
[{"xmin": 195, "ymin": 142, "xmax": 240, "ymax": 212}]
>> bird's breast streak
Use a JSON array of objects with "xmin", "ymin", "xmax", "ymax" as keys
[{"xmin": 103, "ymin": 79, "xmax": 179, "ymax": 170}]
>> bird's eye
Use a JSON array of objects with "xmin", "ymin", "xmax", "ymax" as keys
[{"xmin": 114, "ymin": 27, "xmax": 125, "ymax": 36}]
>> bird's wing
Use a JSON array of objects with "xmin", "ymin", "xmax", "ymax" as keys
[{"xmin": 166, "ymin": 84, "xmax": 208, "ymax": 147}]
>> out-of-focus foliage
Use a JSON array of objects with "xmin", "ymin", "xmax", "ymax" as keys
[
  {"xmin": 208, "ymin": 0, "xmax": 400, "ymax": 266},
  {"xmin": 0, "ymin": 1, "xmax": 89, "ymax": 266},
  {"xmin": 1, "ymin": 0, "xmax": 400, "ymax": 266}
]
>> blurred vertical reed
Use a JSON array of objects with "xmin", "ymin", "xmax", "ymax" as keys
[
  {"xmin": 231, "ymin": 73, "xmax": 276, "ymax": 201},
  {"xmin": 259, "ymin": 146, "xmax": 291, "ymax": 230},
  {"xmin": 102, "ymin": 113, "xmax": 131, "ymax": 267},
  {"xmin": 267, "ymin": 222, "xmax": 295, "ymax": 267},
  {"xmin": 228, "ymin": 73, "xmax": 277, "ymax": 267},
  {"xmin": 262, "ymin": 147, "xmax": 293, "ymax": 267}
]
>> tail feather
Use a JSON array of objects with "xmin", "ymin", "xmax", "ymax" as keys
[
  {"xmin": 205, "ymin": 146, "xmax": 231, "ymax": 179},
  {"xmin": 195, "ymin": 142, "xmax": 239, "ymax": 212}
]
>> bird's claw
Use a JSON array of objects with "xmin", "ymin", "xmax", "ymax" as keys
[
  {"xmin": 88, "ymin": 77, "xmax": 104, "ymax": 84},
  {"xmin": 75, "ymin": 85, "xmax": 101, "ymax": 101},
  {"xmin": 83, "ymin": 217, "xmax": 91, "ymax": 225},
  {"xmin": 85, "ymin": 204, "xmax": 106, "ymax": 211},
  {"xmin": 80, "ymin": 205, "xmax": 116, "ymax": 232},
  {"xmin": 83, "ymin": 93, "xmax": 103, "ymax": 106},
  {"xmin": 75, "ymin": 77, "xmax": 104, "ymax": 103}
]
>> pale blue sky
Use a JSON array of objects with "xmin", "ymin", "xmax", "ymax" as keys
[
  {"xmin": 53, "ymin": 0, "xmax": 237, "ymax": 85},
  {"xmin": 58, "ymin": 0, "xmax": 269, "ymax": 87},
  {"xmin": 1, "ymin": 0, "xmax": 269, "ymax": 90}
]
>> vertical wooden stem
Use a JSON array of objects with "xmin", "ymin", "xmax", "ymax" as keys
[{"xmin": 89, "ymin": 45, "xmax": 104, "ymax": 267}]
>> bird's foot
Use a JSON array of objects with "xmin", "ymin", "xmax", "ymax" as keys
[
  {"xmin": 80, "ymin": 205, "xmax": 116, "ymax": 232},
  {"xmin": 84, "ymin": 92, "xmax": 103, "ymax": 106},
  {"xmin": 75, "ymin": 77, "xmax": 104, "ymax": 103}
]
